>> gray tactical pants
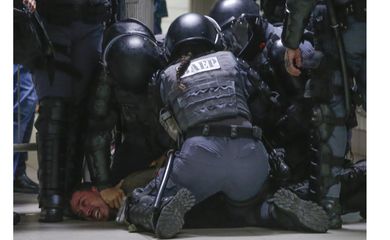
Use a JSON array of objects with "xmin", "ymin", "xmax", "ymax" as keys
[
  {"xmin": 343, "ymin": 16, "xmax": 366, "ymax": 110},
  {"xmin": 32, "ymin": 20, "xmax": 103, "ymax": 104},
  {"xmin": 138, "ymin": 135, "xmax": 269, "ymax": 204}
]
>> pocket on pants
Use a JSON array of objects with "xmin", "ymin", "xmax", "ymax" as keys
[
  {"xmin": 178, "ymin": 137, "xmax": 223, "ymax": 160},
  {"xmin": 236, "ymin": 140, "xmax": 260, "ymax": 159}
]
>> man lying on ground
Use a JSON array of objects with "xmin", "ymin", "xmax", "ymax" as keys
[{"xmin": 70, "ymin": 159, "xmax": 366, "ymax": 223}]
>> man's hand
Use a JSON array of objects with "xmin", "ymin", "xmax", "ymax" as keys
[
  {"xmin": 23, "ymin": 0, "xmax": 36, "ymax": 13},
  {"xmin": 99, "ymin": 180, "xmax": 125, "ymax": 209},
  {"xmin": 284, "ymin": 47, "xmax": 302, "ymax": 76}
]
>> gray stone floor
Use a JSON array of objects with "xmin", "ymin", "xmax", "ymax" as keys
[
  {"xmin": 14, "ymin": 135, "xmax": 366, "ymax": 240},
  {"xmin": 14, "ymin": 191, "xmax": 366, "ymax": 240}
]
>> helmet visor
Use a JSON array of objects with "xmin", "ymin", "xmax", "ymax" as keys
[{"xmin": 222, "ymin": 14, "xmax": 259, "ymax": 58}]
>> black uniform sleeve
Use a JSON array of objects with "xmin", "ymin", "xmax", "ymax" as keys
[
  {"xmin": 85, "ymin": 68, "xmax": 117, "ymax": 191},
  {"xmin": 236, "ymin": 57, "xmax": 263, "ymax": 98},
  {"xmin": 158, "ymin": 70, "xmax": 170, "ymax": 107},
  {"xmin": 281, "ymin": 0, "xmax": 317, "ymax": 49},
  {"xmin": 236, "ymin": 58, "xmax": 282, "ymax": 126}
]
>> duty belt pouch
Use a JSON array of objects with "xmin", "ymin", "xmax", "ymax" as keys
[{"xmin": 159, "ymin": 108, "xmax": 182, "ymax": 142}]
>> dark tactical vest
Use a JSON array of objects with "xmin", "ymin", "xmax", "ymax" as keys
[{"xmin": 161, "ymin": 51, "xmax": 252, "ymax": 131}]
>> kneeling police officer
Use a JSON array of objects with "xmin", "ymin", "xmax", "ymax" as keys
[
  {"xmin": 84, "ymin": 18, "xmax": 171, "ymax": 209},
  {"xmin": 120, "ymin": 13, "xmax": 329, "ymax": 238}
]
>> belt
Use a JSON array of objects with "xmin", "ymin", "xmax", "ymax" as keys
[{"xmin": 185, "ymin": 124, "xmax": 262, "ymax": 140}]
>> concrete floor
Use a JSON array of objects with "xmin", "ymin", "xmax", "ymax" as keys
[
  {"xmin": 13, "ymin": 190, "xmax": 366, "ymax": 240},
  {"xmin": 14, "ymin": 121, "xmax": 366, "ymax": 240},
  {"xmin": 14, "ymin": 165, "xmax": 366, "ymax": 240}
]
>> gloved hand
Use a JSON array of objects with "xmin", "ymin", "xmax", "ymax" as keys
[{"xmin": 269, "ymin": 148, "xmax": 291, "ymax": 185}]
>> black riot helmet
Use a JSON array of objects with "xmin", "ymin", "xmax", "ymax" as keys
[
  {"xmin": 102, "ymin": 18, "xmax": 156, "ymax": 49},
  {"xmin": 209, "ymin": 0, "xmax": 265, "ymax": 61},
  {"xmin": 164, "ymin": 13, "xmax": 220, "ymax": 61},
  {"xmin": 103, "ymin": 19, "xmax": 163, "ymax": 93},
  {"xmin": 209, "ymin": 0, "xmax": 260, "ymax": 27}
]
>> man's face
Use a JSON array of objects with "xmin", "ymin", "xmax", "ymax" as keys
[{"xmin": 70, "ymin": 187, "xmax": 110, "ymax": 221}]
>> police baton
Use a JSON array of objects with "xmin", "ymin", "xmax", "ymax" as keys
[
  {"xmin": 326, "ymin": 0, "xmax": 352, "ymax": 117},
  {"xmin": 31, "ymin": 10, "xmax": 56, "ymax": 85},
  {"xmin": 152, "ymin": 149, "xmax": 176, "ymax": 221}
]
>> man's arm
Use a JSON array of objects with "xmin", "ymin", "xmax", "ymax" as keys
[{"xmin": 282, "ymin": 0, "xmax": 317, "ymax": 50}]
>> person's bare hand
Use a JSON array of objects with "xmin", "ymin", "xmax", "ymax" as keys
[
  {"xmin": 23, "ymin": 0, "xmax": 36, "ymax": 12},
  {"xmin": 99, "ymin": 180, "xmax": 125, "ymax": 209},
  {"xmin": 284, "ymin": 48, "xmax": 302, "ymax": 76}
]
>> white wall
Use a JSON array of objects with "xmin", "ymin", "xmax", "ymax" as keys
[
  {"xmin": 351, "ymin": 108, "xmax": 366, "ymax": 160},
  {"xmin": 161, "ymin": 0, "xmax": 190, "ymax": 34}
]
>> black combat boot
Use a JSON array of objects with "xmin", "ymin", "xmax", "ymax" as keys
[
  {"xmin": 340, "ymin": 159, "xmax": 366, "ymax": 187},
  {"xmin": 268, "ymin": 188, "xmax": 329, "ymax": 233},
  {"xmin": 14, "ymin": 172, "xmax": 39, "ymax": 194},
  {"xmin": 125, "ymin": 188, "xmax": 196, "ymax": 239},
  {"xmin": 14, "ymin": 212, "xmax": 21, "ymax": 225},
  {"xmin": 14, "ymin": 105, "xmax": 39, "ymax": 194},
  {"xmin": 340, "ymin": 159, "xmax": 366, "ymax": 219},
  {"xmin": 321, "ymin": 197, "xmax": 342, "ymax": 229},
  {"xmin": 63, "ymin": 105, "xmax": 86, "ymax": 217},
  {"xmin": 268, "ymin": 148, "xmax": 291, "ymax": 187},
  {"xmin": 36, "ymin": 98, "xmax": 69, "ymax": 222}
]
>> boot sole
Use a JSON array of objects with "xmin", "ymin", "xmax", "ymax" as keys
[
  {"xmin": 155, "ymin": 188, "xmax": 196, "ymax": 238},
  {"xmin": 273, "ymin": 188, "xmax": 329, "ymax": 233},
  {"xmin": 38, "ymin": 208, "xmax": 63, "ymax": 223}
]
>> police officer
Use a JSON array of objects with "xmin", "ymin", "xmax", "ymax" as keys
[
  {"xmin": 84, "ymin": 18, "xmax": 171, "ymax": 209},
  {"xmin": 210, "ymin": 0, "xmax": 349, "ymax": 229},
  {"xmin": 282, "ymin": 0, "xmax": 366, "ymax": 109},
  {"xmin": 209, "ymin": 0, "xmax": 322, "ymax": 186},
  {"xmin": 281, "ymin": 0, "xmax": 365, "ymax": 229},
  {"xmin": 122, "ymin": 13, "xmax": 328, "ymax": 238},
  {"xmin": 31, "ymin": 0, "xmax": 113, "ymax": 222}
]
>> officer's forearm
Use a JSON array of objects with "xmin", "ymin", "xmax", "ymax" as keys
[
  {"xmin": 85, "ymin": 131, "xmax": 113, "ymax": 191},
  {"xmin": 282, "ymin": 0, "xmax": 317, "ymax": 49},
  {"xmin": 85, "ymin": 68, "xmax": 116, "ymax": 190}
]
